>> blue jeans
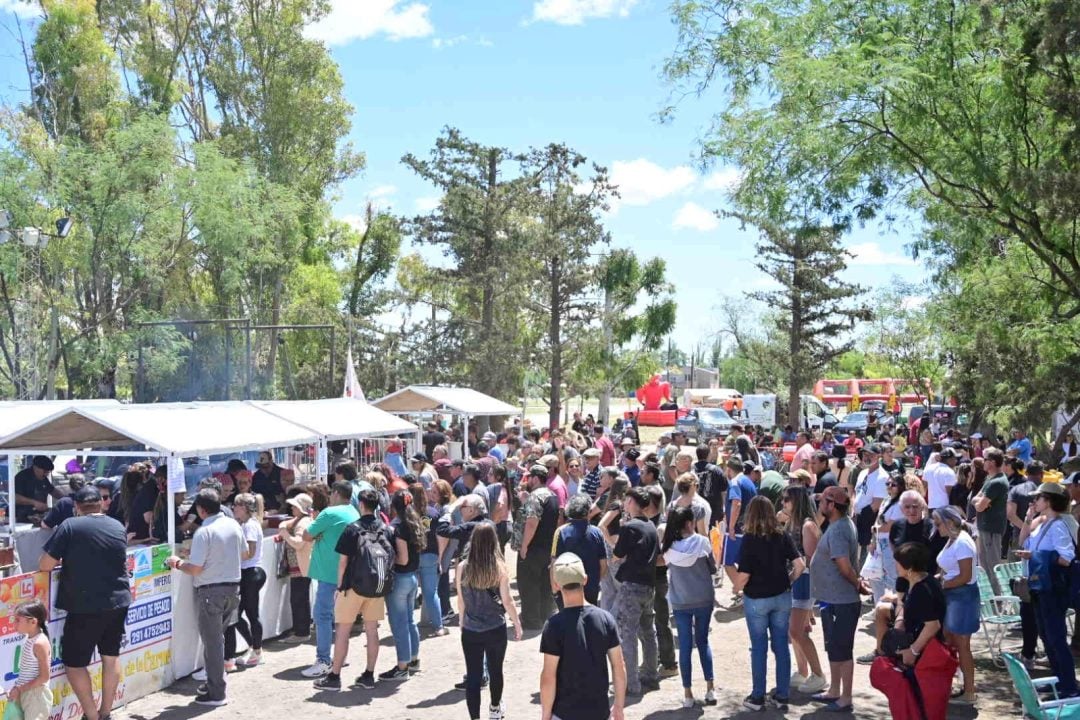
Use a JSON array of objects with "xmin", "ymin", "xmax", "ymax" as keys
[
  {"xmin": 673, "ymin": 606, "xmax": 714, "ymax": 689},
  {"xmin": 418, "ymin": 554, "xmax": 443, "ymax": 630},
  {"xmin": 387, "ymin": 571, "xmax": 420, "ymax": 665},
  {"xmin": 743, "ymin": 592, "xmax": 793, "ymax": 699},
  {"xmin": 314, "ymin": 580, "xmax": 337, "ymax": 665}
]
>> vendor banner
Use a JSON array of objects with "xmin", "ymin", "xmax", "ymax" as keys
[{"xmin": 0, "ymin": 544, "xmax": 174, "ymax": 720}]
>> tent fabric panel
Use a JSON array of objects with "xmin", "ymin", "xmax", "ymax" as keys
[
  {"xmin": 247, "ymin": 398, "xmax": 417, "ymax": 440},
  {"xmin": 373, "ymin": 385, "xmax": 519, "ymax": 416}
]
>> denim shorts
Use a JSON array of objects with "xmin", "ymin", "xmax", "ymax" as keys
[
  {"xmin": 944, "ymin": 582, "xmax": 981, "ymax": 635},
  {"xmin": 791, "ymin": 573, "xmax": 814, "ymax": 610}
]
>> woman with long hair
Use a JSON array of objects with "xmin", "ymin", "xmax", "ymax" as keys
[
  {"xmin": 829, "ymin": 445, "xmax": 852, "ymax": 490},
  {"xmin": 661, "ymin": 506, "xmax": 717, "ymax": 708},
  {"xmin": 931, "ymin": 506, "xmax": 979, "ymax": 705},
  {"xmin": 869, "ymin": 472, "xmax": 906, "ymax": 603},
  {"xmin": 277, "ymin": 489, "xmax": 314, "ymax": 641},
  {"xmin": 117, "ymin": 469, "xmax": 145, "ymax": 527},
  {"xmin": 384, "ymin": 489, "xmax": 426, "ymax": 678},
  {"xmin": 428, "ymin": 479, "xmax": 455, "ymax": 619},
  {"xmin": 735, "ymin": 496, "xmax": 805, "ymax": 711},
  {"xmin": 950, "ymin": 462, "xmax": 973, "ymax": 511},
  {"xmin": 226, "ymin": 493, "xmax": 266, "ymax": 668},
  {"xmin": 456, "ymin": 523, "xmax": 522, "ymax": 720},
  {"xmin": 782, "ymin": 485, "xmax": 826, "ymax": 694},
  {"xmin": 409, "ymin": 481, "xmax": 446, "ymax": 636},
  {"xmin": 596, "ymin": 473, "xmax": 630, "ymax": 613}
]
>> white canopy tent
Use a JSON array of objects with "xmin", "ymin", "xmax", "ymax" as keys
[
  {"xmin": 372, "ymin": 386, "xmax": 520, "ymax": 451},
  {"xmin": 247, "ymin": 398, "xmax": 420, "ymax": 476},
  {"xmin": 0, "ymin": 399, "xmax": 121, "ymax": 438},
  {"xmin": 0, "ymin": 401, "xmax": 321, "ymax": 542}
]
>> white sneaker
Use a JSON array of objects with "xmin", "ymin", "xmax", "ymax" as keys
[
  {"xmin": 241, "ymin": 650, "xmax": 262, "ymax": 667},
  {"xmin": 224, "ymin": 660, "xmax": 237, "ymax": 673},
  {"xmin": 192, "ymin": 668, "xmax": 207, "ymax": 682},
  {"xmin": 489, "ymin": 703, "xmax": 504, "ymax": 720},
  {"xmin": 704, "ymin": 690, "xmax": 717, "ymax": 706},
  {"xmin": 798, "ymin": 674, "xmax": 828, "ymax": 694},
  {"xmin": 682, "ymin": 697, "xmax": 696, "ymax": 709},
  {"xmin": 790, "ymin": 672, "xmax": 808, "ymax": 687},
  {"xmin": 301, "ymin": 661, "xmax": 332, "ymax": 678}
]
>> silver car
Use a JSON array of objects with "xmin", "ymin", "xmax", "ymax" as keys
[{"xmin": 676, "ymin": 407, "xmax": 736, "ymax": 444}]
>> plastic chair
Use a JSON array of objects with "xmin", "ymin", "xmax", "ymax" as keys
[
  {"xmin": 1003, "ymin": 652, "xmax": 1080, "ymax": 719},
  {"xmin": 977, "ymin": 566, "xmax": 1022, "ymax": 666},
  {"xmin": 994, "ymin": 561, "xmax": 1075, "ymax": 633}
]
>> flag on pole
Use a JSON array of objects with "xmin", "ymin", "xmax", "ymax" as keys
[{"xmin": 343, "ymin": 348, "xmax": 365, "ymax": 400}]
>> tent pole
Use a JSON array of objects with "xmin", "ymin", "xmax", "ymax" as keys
[
  {"xmin": 316, "ymin": 439, "xmax": 328, "ymax": 482},
  {"xmin": 167, "ymin": 456, "xmax": 177, "ymax": 551},
  {"xmin": 6, "ymin": 455, "xmax": 12, "ymax": 533}
]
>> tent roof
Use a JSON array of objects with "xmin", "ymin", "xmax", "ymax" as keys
[
  {"xmin": 248, "ymin": 398, "xmax": 417, "ymax": 441},
  {"xmin": 0, "ymin": 400, "xmax": 121, "ymax": 440},
  {"xmin": 372, "ymin": 385, "xmax": 519, "ymax": 416},
  {"xmin": 0, "ymin": 402, "xmax": 319, "ymax": 456}
]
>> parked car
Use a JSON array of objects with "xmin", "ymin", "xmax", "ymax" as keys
[
  {"xmin": 676, "ymin": 407, "xmax": 736, "ymax": 444},
  {"xmin": 833, "ymin": 411, "xmax": 869, "ymax": 436}
]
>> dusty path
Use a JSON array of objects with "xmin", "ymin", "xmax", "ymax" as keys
[{"xmin": 119, "ymin": 554, "xmax": 1022, "ymax": 720}]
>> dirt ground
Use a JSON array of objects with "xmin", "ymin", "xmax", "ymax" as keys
[{"xmin": 120, "ymin": 560, "xmax": 1024, "ymax": 720}]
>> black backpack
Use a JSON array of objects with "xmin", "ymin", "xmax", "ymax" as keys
[{"xmin": 349, "ymin": 521, "xmax": 395, "ymax": 598}]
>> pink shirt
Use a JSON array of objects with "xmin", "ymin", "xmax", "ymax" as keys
[
  {"xmin": 596, "ymin": 436, "xmax": 616, "ymax": 466},
  {"xmin": 546, "ymin": 476, "xmax": 569, "ymax": 508},
  {"xmin": 790, "ymin": 442, "xmax": 815, "ymax": 473}
]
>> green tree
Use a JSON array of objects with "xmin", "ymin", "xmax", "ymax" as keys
[
  {"xmin": 596, "ymin": 249, "xmax": 676, "ymax": 423},
  {"xmin": 737, "ymin": 215, "xmax": 871, "ymax": 425}
]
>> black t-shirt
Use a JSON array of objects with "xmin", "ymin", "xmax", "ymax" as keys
[
  {"xmin": 540, "ymin": 605, "xmax": 620, "ymax": 720},
  {"xmin": 14, "ymin": 467, "xmax": 55, "ymax": 521},
  {"xmin": 694, "ymin": 460, "xmax": 728, "ymax": 521},
  {"xmin": 423, "ymin": 431, "xmax": 447, "ymax": 459},
  {"xmin": 592, "ymin": 494, "xmax": 622, "ymax": 536},
  {"xmin": 737, "ymin": 532, "xmax": 800, "ymax": 599},
  {"xmin": 948, "ymin": 483, "xmax": 971, "ymax": 512},
  {"xmin": 127, "ymin": 480, "xmax": 159, "ymax": 538},
  {"xmin": 888, "ymin": 519, "xmax": 945, "ymax": 593},
  {"xmin": 814, "ymin": 470, "xmax": 837, "ymax": 495},
  {"xmin": 44, "ymin": 515, "xmax": 132, "ymax": 613},
  {"xmin": 251, "ymin": 465, "xmax": 285, "ymax": 511},
  {"xmin": 393, "ymin": 521, "xmax": 421, "ymax": 573},
  {"xmin": 423, "ymin": 505, "xmax": 440, "ymax": 555},
  {"xmin": 42, "ymin": 497, "xmax": 75, "ymax": 529},
  {"xmin": 902, "ymin": 576, "xmax": 945, "ymax": 643},
  {"xmin": 612, "ymin": 517, "xmax": 658, "ymax": 586},
  {"xmin": 335, "ymin": 515, "xmax": 395, "ymax": 588}
]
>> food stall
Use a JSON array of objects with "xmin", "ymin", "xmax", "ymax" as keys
[{"xmin": 372, "ymin": 385, "xmax": 522, "ymax": 456}]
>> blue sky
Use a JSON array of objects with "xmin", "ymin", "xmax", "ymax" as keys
[{"xmin": 0, "ymin": 0, "xmax": 924, "ymax": 352}]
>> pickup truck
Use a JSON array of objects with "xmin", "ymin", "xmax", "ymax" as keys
[{"xmin": 676, "ymin": 407, "xmax": 737, "ymax": 444}]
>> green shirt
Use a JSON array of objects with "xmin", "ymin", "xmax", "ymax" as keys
[
  {"xmin": 306, "ymin": 504, "xmax": 359, "ymax": 584},
  {"xmin": 977, "ymin": 473, "xmax": 1009, "ymax": 535},
  {"xmin": 758, "ymin": 470, "xmax": 787, "ymax": 510}
]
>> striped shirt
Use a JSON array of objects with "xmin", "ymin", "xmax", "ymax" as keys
[{"xmin": 18, "ymin": 634, "xmax": 42, "ymax": 684}]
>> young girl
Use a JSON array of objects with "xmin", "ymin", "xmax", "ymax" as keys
[{"xmin": 10, "ymin": 600, "xmax": 51, "ymax": 720}]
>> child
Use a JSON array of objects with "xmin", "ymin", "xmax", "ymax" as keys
[{"xmin": 9, "ymin": 600, "xmax": 51, "ymax": 720}]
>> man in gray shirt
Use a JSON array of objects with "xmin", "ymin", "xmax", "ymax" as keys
[
  {"xmin": 167, "ymin": 488, "xmax": 244, "ymax": 706},
  {"xmin": 808, "ymin": 486, "xmax": 870, "ymax": 712}
]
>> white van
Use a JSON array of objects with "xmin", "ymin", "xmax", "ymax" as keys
[{"xmin": 741, "ymin": 394, "xmax": 837, "ymax": 431}]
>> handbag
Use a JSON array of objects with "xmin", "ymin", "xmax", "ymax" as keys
[{"xmin": 1011, "ymin": 576, "xmax": 1032, "ymax": 603}]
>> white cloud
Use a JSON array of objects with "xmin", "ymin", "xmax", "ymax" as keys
[
  {"xmin": 532, "ymin": 0, "xmax": 638, "ymax": 25},
  {"xmin": 609, "ymin": 159, "xmax": 696, "ymax": 207},
  {"xmin": 368, "ymin": 185, "xmax": 397, "ymax": 199},
  {"xmin": 0, "ymin": 0, "xmax": 37, "ymax": 18},
  {"xmin": 306, "ymin": 0, "xmax": 433, "ymax": 45},
  {"xmin": 901, "ymin": 295, "xmax": 928, "ymax": 310},
  {"xmin": 703, "ymin": 167, "xmax": 742, "ymax": 192},
  {"xmin": 414, "ymin": 196, "xmax": 440, "ymax": 213},
  {"xmin": 341, "ymin": 214, "xmax": 368, "ymax": 234},
  {"xmin": 432, "ymin": 35, "xmax": 467, "ymax": 49},
  {"xmin": 673, "ymin": 202, "xmax": 719, "ymax": 232},
  {"xmin": 847, "ymin": 242, "xmax": 916, "ymax": 267}
]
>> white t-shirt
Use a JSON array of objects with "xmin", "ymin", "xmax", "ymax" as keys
[
  {"xmin": 937, "ymin": 532, "xmax": 978, "ymax": 585},
  {"xmin": 854, "ymin": 467, "xmax": 889, "ymax": 514},
  {"xmin": 923, "ymin": 461, "xmax": 957, "ymax": 509},
  {"xmin": 241, "ymin": 517, "xmax": 263, "ymax": 570}
]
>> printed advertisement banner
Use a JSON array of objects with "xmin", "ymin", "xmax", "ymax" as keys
[{"xmin": 0, "ymin": 545, "xmax": 174, "ymax": 720}]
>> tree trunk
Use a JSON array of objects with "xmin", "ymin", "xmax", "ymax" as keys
[
  {"xmin": 476, "ymin": 150, "xmax": 499, "ymax": 434},
  {"xmin": 548, "ymin": 256, "xmax": 562, "ymax": 430},
  {"xmin": 787, "ymin": 256, "xmax": 802, "ymax": 428},
  {"xmin": 598, "ymin": 285, "xmax": 613, "ymax": 425}
]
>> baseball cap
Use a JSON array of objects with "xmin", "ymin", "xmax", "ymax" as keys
[
  {"xmin": 620, "ymin": 437, "xmax": 635, "ymax": 446},
  {"xmin": 659, "ymin": 432, "xmax": 672, "ymax": 441},
  {"xmin": 1027, "ymin": 460, "xmax": 1046, "ymax": 475},
  {"xmin": 482, "ymin": 431, "xmax": 497, "ymax": 441},
  {"xmin": 582, "ymin": 448, "xmax": 601, "ymax": 458},
  {"xmin": 73, "ymin": 486, "xmax": 102, "ymax": 505},
  {"xmin": 411, "ymin": 452, "xmax": 428, "ymax": 463},
  {"xmin": 865, "ymin": 443, "xmax": 884, "ymax": 455},
  {"xmin": 787, "ymin": 469, "xmax": 813, "ymax": 485},
  {"xmin": 821, "ymin": 486, "xmax": 850, "ymax": 505},
  {"xmin": 528, "ymin": 464, "xmax": 549, "ymax": 479},
  {"xmin": 551, "ymin": 553, "xmax": 588, "ymax": 587},
  {"xmin": 31, "ymin": 456, "xmax": 54, "ymax": 472},
  {"xmin": 939, "ymin": 447, "xmax": 958, "ymax": 460}
]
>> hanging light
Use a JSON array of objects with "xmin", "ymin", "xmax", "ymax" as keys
[
  {"xmin": 55, "ymin": 217, "xmax": 73, "ymax": 238},
  {"xmin": 0, "ymin": 210, "xmax": 10, "ymax": 230}
]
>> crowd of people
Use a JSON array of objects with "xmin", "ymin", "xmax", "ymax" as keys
[{"xmin": 16, "ymin": 409, "xmax": 1080, "ymax": 719}]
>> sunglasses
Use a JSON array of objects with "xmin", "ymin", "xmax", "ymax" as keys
[
  {"xmin": 568, "ymin": 464, "xmax": 580, "ymax": 468},
  {"xmin": 99, "ymin": 494, "xmax": 111, "ymax": 501}
]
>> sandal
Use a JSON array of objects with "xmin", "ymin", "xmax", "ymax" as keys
[{"xmin": 811, "ymin": 694, "xmax": 841, "ymax": 703}]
